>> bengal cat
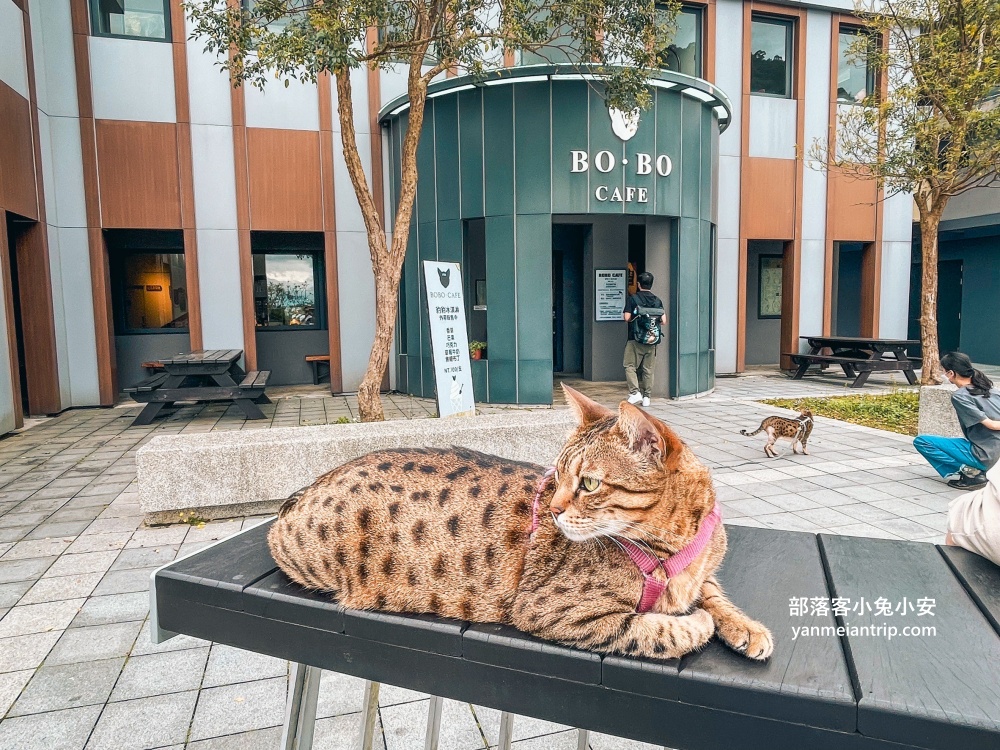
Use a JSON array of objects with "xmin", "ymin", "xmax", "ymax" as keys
[
  {"xmin": 268, "ymin": 385, "xmax": 773, "ymax": 661},
  {"xmin": 740, "ymin": 409, "xmax": 814, "ymax": 458}
]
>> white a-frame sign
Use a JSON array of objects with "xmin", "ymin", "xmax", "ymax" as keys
[{"xmin": 422, "ymin": 261, "xmax": 476, "ymax": 418}]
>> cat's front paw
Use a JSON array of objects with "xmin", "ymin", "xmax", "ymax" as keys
[{"xmin": 717, "ymin": 616, "xmax": 773, "ymax": 660}]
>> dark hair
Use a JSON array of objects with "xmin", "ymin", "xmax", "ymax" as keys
[
  {"xmin": 940, "ymin": 351, "xmax": 994, "ymax": 396},
  {"xmin": 637, "ymin": 271, "xmax": 654, "ymax": 289}
]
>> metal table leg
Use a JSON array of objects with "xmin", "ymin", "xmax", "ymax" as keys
[
  {"xmin": 498, "ymin": 711, "xmax": 515, "ymax": 750},
  {"xmin": 577, "ymin": 728, "xmax": 590, "ymax": 750},
  {"xmin": 356, "ymin": 680, "xmax": 381, "ymax": 750},
  {"xmin": 424, "ymin": 695, "xmax": 443, "ymax": 750},
  {"xmin": 282, "ymin": 663, "xmax": 321, "ymax": 750}
]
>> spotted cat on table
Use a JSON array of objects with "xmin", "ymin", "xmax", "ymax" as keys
[{"xmin": 268, "ymin": 385, "xmax": 773, "ymax": 661}]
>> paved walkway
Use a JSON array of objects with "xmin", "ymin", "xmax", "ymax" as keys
[{"xmin": 0, "ymin": 372, "xmax": 962, "ymax": 750}]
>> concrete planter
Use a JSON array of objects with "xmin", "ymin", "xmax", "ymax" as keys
[
  {"xmin": 137, "ymin": 411, "xmax": 576, "ymax": 524},
  {"xmin": 916, "ymin": 384, "xmax": 963, "ymax": 438}
]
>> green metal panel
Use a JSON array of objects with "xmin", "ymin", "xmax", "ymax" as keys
[
  {"xmin": 434, "ymin": 96, "xmax": 461, "ymax": 222},
  {"xmin": 458, "ymin": 89, "xmax": 484, "ymax": 219},
  {"xmin": 514, "ymin": 82, "xmax": 552, "ymax": 215},
  {"xmin": 421, "ymin": 357, "xmax": 435, "ymax": 399},
  {"xmin": 701, "ymin": 109, "xmax": 715, "ymax": 222},
  {"xmin": 625, "ymin": 94, "xmax": 657, "ymax": 217},
  {"xmin": 677, "ymin": 218, "xmax": 701, "ymax": 356},
  {"xmin": 681, "ymin": 96, "xmax": 703, "ymax": 219},
  {"xmin": 403, "ymin": 223, "xmax": 422, "ymax": 381},
  {"xmin": 390, "ymin": 114, "xmax": 403, "ymax": 217},
  {"xmin": 484, "ymin": 215, "xmax": 516, "ymax": 361},
  {"xmin": 437, "ymin": 219, "xmax": 462, "ymax": 264},
  {"xmin": 550, "ymin": 82, "xmax": 591, "ymax": 214},
  {"xmin": 699, "ymin": 220, "xmax": 713, "ymax": 393},
  {"xmin": 517, "ymin": 360, "xmax": 553, "ymax": 404},
  {"xmin": 471, "ymin": 358, "xmax": 488, "ymax": 402},
  {"xmin": 654, "ymin": 91, "xmax": 683, "ymax": 217},
  {"xmin": 416, "ymin": 100, "xmax": 437, "ymax": 226},
  {"xmin": 587, "ymin": 88, "xmax": 625, "ymax": 215},
  {"xmin": 487, "ymin": 359, "xmax": 516, "ymax": 403},
  {"xmin": 483, "ymin": 86, "xmax": 515, "ymax": 217},
  {"xmin": 515, "ymin": 213, "xmax": 552, "ymax": 361}
]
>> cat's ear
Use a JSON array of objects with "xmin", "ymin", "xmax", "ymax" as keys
[
  {"xmin": 616, "ymin": 402, "xmax": 685, "ymax": 468},
  {"xmin": 562, "ymin": 384, "xmax": 614, "ymax": 426}
]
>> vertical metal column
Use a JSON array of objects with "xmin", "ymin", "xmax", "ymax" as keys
[
  {"xmin": 355, "ymin": 680, "xmax": 382, "ymax": 750},
  {"xmin": 281, "ymin": 663, "xmax": 321, "ymax": 750},
  {"xmin": 497, "ymin": 711, "xmax": 515, "ymax": 750},
  {"xmin": 424, "ymin": 695, "xmax": 444, "ymax": 750},
  {"xmin": 577, "ymin": 729, "xmax": 590, "ymax": 750}
]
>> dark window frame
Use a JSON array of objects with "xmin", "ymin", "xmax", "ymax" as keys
[
  {"xmin": 89, "ymin": 0, "xmax": 172, "ymax": 43},
  {"xmin": 836, "ymin": 25, "xmax": 877, "ymax": 105},
  {"xmin": 251, "ymin": 241, "xmax": 327, "ymax": 333},
  {"xmin": 657, "ymin": 3, "xmax": 704, "ymax": 79},
  {"xmin": 749, "ymin": 14, "xmax": 795, "ymax": 99}
]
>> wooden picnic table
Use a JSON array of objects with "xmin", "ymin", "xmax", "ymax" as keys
[
  {"xmin": 125, "ymin": 349, "xmax": 271, "ymax": 426},
  {"xmin": 787, "ymin": 336, "xmax": 919, "ymax": 388}
]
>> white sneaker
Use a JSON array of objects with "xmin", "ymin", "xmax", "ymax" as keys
[
  {"xmin": 627, "ymin": 393, "xmax": 642, "ymax": 405},
  {"xmin": 642, "ymin": 397, "xmax": 650, "ymax": 407}
]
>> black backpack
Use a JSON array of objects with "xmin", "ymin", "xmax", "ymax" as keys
[{"xmin": 630, "ymin": 303, "xmax": 664, "ymax": 345}]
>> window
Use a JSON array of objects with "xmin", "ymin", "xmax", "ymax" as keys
[
  {"xmin": 113, "ymin": 252, "xmax": 188, "ymax": 333},
  {"xmin": 750, "ymin": 16, "xmax": 794, "ymax": 97},
  {"xmin": 837, "ymin": 27, "xmax": 875, "ymax": 103},
  {"xmin": 658, "ymin": 5, "xmax": 703, "ymax": 78},
  {"xmin": 242, "ymin": 0, "xmax": 308, "ymax": 34},
  {"xmin": 253, "ymin": 252, "xmax": 324, "ymax": 330},
  {"xmin": 90, "ymin": 0, "xmax": 170, "ymax": 41}
]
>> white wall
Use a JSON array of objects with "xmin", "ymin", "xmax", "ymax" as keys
[
  {"xmin": 713, "ymin": 0, "xmax": 744, "ymax": 374},
  {"xmin": 244, "ymin": 76, "xmax": 319, "ymax": 130},
  {"xmin": 748, "ymin": 97, "xmax": 798, "ymax": 159},
  {"xmin": 0, "ymin": 267, "xmax": 16, "ymax": 434},
  {"xmin": 0, "ymin": 0, "xmax": 29, "ymax": 98},
  {"xmin": 89, "ymin": 36, "xmax": 176, "ymax": 122},
  {"xmin": 942, "ymin": 187, "xmax": 1000, "ymax": 223},
  {"xmin": 879, "ymin": 190, "xmax": 915, "ymax": 337},
  {"xmin": 28, "ymin": 0, "xmax": 101, "ymax": 408},
  {"xmin": 798, "ymin": 11, "xmax": 832, "ymax": 342}
]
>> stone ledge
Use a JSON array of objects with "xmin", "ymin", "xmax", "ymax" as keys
[
  {"xmin": 137, "ymin": 411, "xmax": 577, "ymax": 523},
  {"xmin": 917, "ymin": 384, "xmax": 963, "ymax": 438}
]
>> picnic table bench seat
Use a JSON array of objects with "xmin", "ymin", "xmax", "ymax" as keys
[
  {"xmin": 305, "ymin": 354, "xmax": 331, "ymax": 385},
  {"xmin": 124, "ymin": 373, "xmax": 169, "ymax": 393},
  {"xmin": 150, "ymin": 517, "xmax": 1000, "ymax": 750},
  {"xmin": 787, "ymin": 336, "xmax": 919, "ymax": 387}
]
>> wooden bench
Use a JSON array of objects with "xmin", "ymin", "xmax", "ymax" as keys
[
  {"xmin": 124, "ymin": 373, "xmax": 169, "ymax": 394},
  {"xmin": 305, "ymin": 354, "xmax": 331, "ymax": 385},
  {"xmin": 141, "ymin": 360, "xmax": 166, "ymax": 374},
  {"xmin": 151, "ymin": 518, "xmax": 1000, "ymax": 750}
]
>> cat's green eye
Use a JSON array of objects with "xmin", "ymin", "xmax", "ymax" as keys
[{"xmin": 581, "ymin": 476, "xmax": 601, "ymax": 492}]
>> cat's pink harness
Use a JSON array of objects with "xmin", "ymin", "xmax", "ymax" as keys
[{"xmin": 529, "ymin": 467, "xmax": 723, "ymax": 613}]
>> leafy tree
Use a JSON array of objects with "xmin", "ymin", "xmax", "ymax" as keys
[
  {"xmin": 815, "ymin": 0, "xmax": 1000, "ymax": 383},
  {"xmin": 186, "ymin": 0, "xmax": 678, "ymax": 419}
]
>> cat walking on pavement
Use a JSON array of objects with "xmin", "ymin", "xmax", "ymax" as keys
[{"xmin": 741, "ymin": 410, "xmax": 813, "ymax": 458}]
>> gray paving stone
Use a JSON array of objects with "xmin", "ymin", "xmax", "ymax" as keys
[
  {"xmin": 761, "ymin": 493, "xmax": 821, "ymax": 512},
  {"xmin": 836, "ymin": 504, "xmax": 899, "ymax": 524},
  {"xmin": 64, "ymin": 532, "xmax": 133, "ymax": 556},
  {"xmin": 9, "ymin": 657, "xmax": 124, "ymax": 716},
  {"xmin": 0, "ymin": 512, "xmax": 49, "ymax": 529},
  {"xmin": 0, "ymin": 631, "xmax": 61, "ymax": 673},
  {"xmin": 129, "ymin": 619, "xmax": 210, "ymax": 656},
  {"xmin": 312, "ymin": 713, "xmax": 388, "ymax": 750},
  {"xmin": 45, "ymin": 620, "xmax": 143, "ymax": 666},
  {"xmin": 188, "ymin": 677, "xmax": 287, "ymax": 741},
  {"xmin": 377, "ymin": 682, "xmax": 429, "ymax": 706},
  {"xmin": 872, "ymin": 516, "xmax": 943, "ymax": 539},
  {"xmin": 109, "ymin": 545, "xmax": 178, "ymax": 571},
  {"xmin": 43, "ymin": 551, "xmax": 118, "ymax": 578},
  {"xmin": 721, "ymin": 497, "xmax": 783, "ymax": 516},
  {"xmin": 0, "ymin": 704, "xmax": 102, "ymax": 750},
  {"xmin": 186, "ymin": 726, "xmax": 285, "ymax": 750},
  {"xmin": 126, "ymin": 526, "xmax": 189, "ymax": 549},
  {"xmin": 0, "ymin": 598, "xmax": 85, "ymax": 638},
  {"xmin": 588, "ymin": 731, "xmax": 662, "ymax": 750},
  {"xmin": 24, "ymin": 521, "xmax": 93, "ymax": 540},
  {"xmin": 315, "ymin": 670, "xmax": 365, "ymax": 718},
  {"xmin": 0, "ymin": 579, "xmax": 32, "ymax": 607},
  {"xmin": 81, "ymin": 517, "xmax": 143, "ymax": 536},
  {"xmin": 475, "ymin": 704, "xmax": 571, "ymax": 744},
  {"xmin": 1, "ymin": 537, "xmax": 74, "ymax": 561},
  {"xmin": 794, "ymin": 506, "xmax": 861, "ymax": 528},
  {"xmin": 85, "ymin": 689, "xmax": 198, "ymax": 750},
  {"xmin": 757, "ymin": 513, "xmax": 826, "ymax": 533},
  {"xmin": 509, "ymin": 730, "xmax": 581, "ymax": 750},
  {"xmin": 92, "ymin": 567, "xmax": 156, "ymax": 597},
  {"xmin": 826, "ymin": 523, "xmax": 902, "ymax": 540},
  {"xmin": 202, "ymin": 644, "xmax": 288, "ymax": 687},
  {"xmin": 110, "ymin": 646, "xmax": 209, "ymax": 701},
  {"xmin": 381, "ymin": 698, "xmax": 486, "ymax": 750},
  {"xmin": 870, "ymin": 497, "xmax": 939, "ymax": 517},
  {"xmin": 20, "ymin": 572, "xmax": 104, "ymax": 606},
  {"xmin": 0, "ymin": 556, "xmax": 54, "ymax": 584},
  {"xmin": 71, "ymin": 591, "xmax": 148, "ymax": 627},
  {"xmin": 0, "ymin": 668, "xmax": 33, "ymax": 716}
]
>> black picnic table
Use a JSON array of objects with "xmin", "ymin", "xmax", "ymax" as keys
[
  {"xmin": 125, "ymin": 349, "xmax": 271, "ymax": 426},
  {"xmin": 788, "ymin": 336, "xmax": 919, "ymax": 387},
  {"xmin": 151, "ymin": 520, "xmax": 1000, "ymax": 750}
]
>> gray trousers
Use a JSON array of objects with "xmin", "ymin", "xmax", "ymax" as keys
[{"xmin": 624, "ymin": 340, "xmax": 656, "ymax": 396}]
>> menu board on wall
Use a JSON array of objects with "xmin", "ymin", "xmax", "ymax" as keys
[
  {"xmin": 595, "ymin": 269, "xmax": 627, "ymax": 321},
  {"xmin": 423, "ymin": 261, "xmax": 476, "ymax": 418}
]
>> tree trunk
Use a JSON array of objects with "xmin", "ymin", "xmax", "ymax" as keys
[{"xmin": 917, "ymin": 192, "xmax": 947, "ymax": 385}]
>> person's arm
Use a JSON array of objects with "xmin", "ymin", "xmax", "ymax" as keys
[
  {"xmin": 623, "ymin": 311, "xmax": 632, "ymax": 322},
  {"xmin": 623, "ymin": 295, "xmax": 633, "ymax": 322},
  {"xmin": 981, "ymin": 418, "xmax": 1000, "ymax": 430}
]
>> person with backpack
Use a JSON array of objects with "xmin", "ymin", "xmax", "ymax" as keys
[{"xmin": 622, "ymin": 271, "xmax": 666, "ymax": 407}]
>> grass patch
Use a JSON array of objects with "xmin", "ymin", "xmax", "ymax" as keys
[{"xmin": 760, "ymin": 391, "xmax": 920, "ymax": 436}]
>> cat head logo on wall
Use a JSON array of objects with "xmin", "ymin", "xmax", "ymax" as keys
[
  {"xmin": 437, "ymin": 267, "xmax": 451, "ymax": 288},
  {"xmin": 609, "ymin": 107, "xmax": 640, "ymax": 141}
]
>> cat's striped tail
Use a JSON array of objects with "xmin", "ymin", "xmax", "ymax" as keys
[{"xmin": 740, "ymin": 425, "xmax": 764, "ymax": 437}]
